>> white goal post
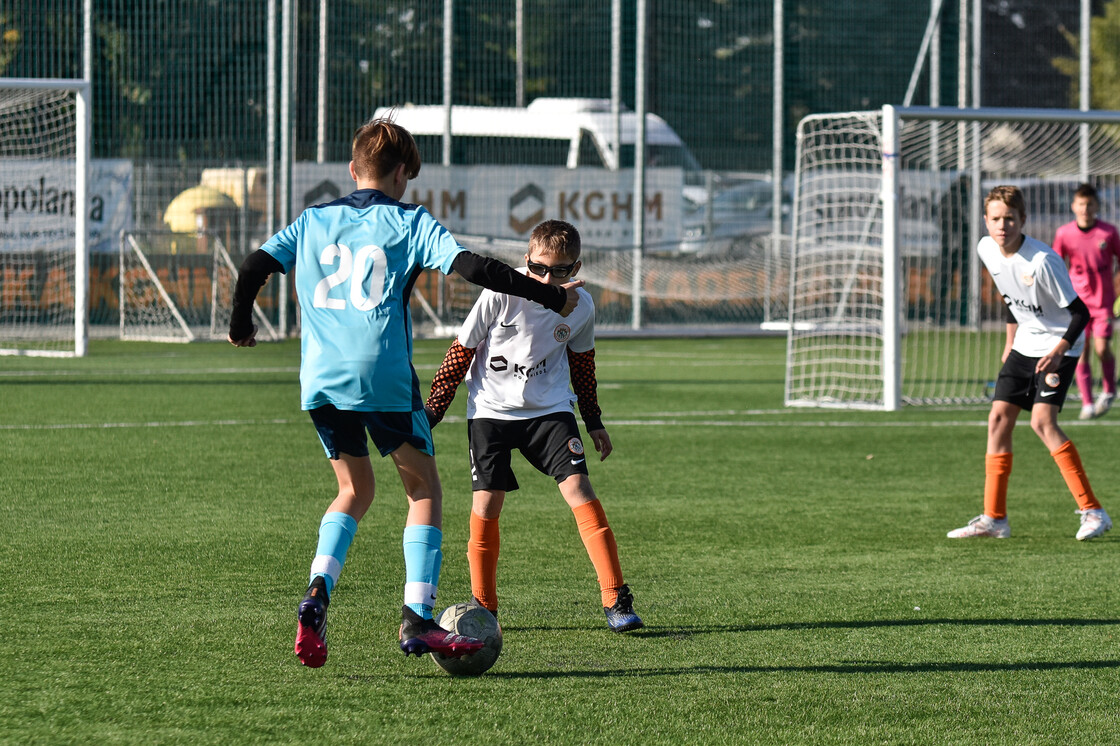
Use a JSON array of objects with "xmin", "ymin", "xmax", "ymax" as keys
[
  {"xmin": 119, "ymin": 230, "xmax": 280, "ymax": 343},
  {"xmin": 0, "ymin": 78, "xmax": 90, "ymax": 357},
  {"xmin": 786, "ymin": 105, "xmax": 1120, "ymax": 410}
]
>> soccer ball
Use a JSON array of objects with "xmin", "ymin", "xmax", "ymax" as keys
[{"xmin": 431, "ymin": 602, "xmax": 502, "ymax": 677}]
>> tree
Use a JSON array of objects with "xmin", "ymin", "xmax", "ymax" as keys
[{"xmin": 1052, "ymin": 0, "xmax": 1120, "ymax": 110}]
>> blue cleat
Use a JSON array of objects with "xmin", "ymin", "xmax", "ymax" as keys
[
  {"xmin": 604, "ymin": 584, "xmax": 643, "ymax": 632},
  {"xmin": 399, "ymin": 605, "xmax": 485, "ymax": 658},
  {"xmin": 295, "ymin": 576, "xmax": 329, "ymax": 668}
]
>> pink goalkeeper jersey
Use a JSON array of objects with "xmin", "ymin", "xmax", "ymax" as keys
[{"xmin": 1052, "ymin": 219, "xmax": 1120, "ymax": 313}]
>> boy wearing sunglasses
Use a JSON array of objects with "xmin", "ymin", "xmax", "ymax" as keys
[{"xmin": 425, "ymin": 219, "xmax": 643, "ymax": 632}]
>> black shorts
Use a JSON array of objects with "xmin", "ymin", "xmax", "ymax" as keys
[
  {"xmin": 467, "ymin": 411, "xmax": 589, "ymax": 492},
  {"xmin": 992, "ymin": 349, "xmax": 1078, "ymax": 411},
  {"xmin": 309, "ymin": 404, "xmax": 434, "ymax": 459}
]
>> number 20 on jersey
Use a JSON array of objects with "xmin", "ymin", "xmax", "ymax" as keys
[{"xmin": 313, "ymin": 243, "xmax": 388, "ymax": 312}]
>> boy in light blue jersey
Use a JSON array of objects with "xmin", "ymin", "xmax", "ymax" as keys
[{"xmin": 229, "ymin": 117, "xmax": 584, "ymax": 668}]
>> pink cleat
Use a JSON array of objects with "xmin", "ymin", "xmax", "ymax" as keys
[{"xmin": 399, "ymin": 606, "xmax": 484, "ymax": 658}]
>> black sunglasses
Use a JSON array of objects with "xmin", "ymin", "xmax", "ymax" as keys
[{"xmin": 526, "ymin": 259, "xmax": 577, "ymax": 279}]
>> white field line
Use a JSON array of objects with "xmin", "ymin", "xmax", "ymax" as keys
[
  {"xmin": 0, "ymin": 418, "xmax": 301, "ymax": 431},
  {"xmin": 0, "ymin": 366, "xmax": 300, "ymax": 378},
  {"xmin": 0, "ymin": 357, "xmax": 769, "ymax": 379},
  {"xmin": 6, "ymin": 414, "xmax": 1118, "ymax": 432}
]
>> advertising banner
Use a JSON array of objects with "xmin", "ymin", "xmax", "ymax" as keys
[
  {"xmin": 0, "ymin": 158, "xmax": 133, "ymax": 254},
  {"xmin": 292, "ymin": 164, "xmax": 683, "ymax": 250}
]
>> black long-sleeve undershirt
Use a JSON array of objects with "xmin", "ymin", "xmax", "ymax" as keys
[
  {"xmin": 228, "ymin": 249, "xmax": 567, "ymax": 341},
  {"xmin": 1063, "ymin": 296, "xmax": 1089, "ymax": 346},
  {"xmin": 450, "ymin": 252, "xmax": 566, "ymax": 312},
  {"xmin": 229, "ymin": 249, "xmax": 283, "ymax": 341}
]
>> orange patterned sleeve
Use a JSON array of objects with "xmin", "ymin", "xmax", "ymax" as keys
[
  {"xmin": 566, "ymin": 347, "xmax": 604, "ymax": 432},
  {"xmin": 426, "ymin": 340, "xmax": 476, "ymax": 423}
]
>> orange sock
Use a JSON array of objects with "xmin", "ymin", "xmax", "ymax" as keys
[
  {"xmin": 1051, "ymin": 440, "xmax": 1101, "ymax": 511},
  {"xmin": 467, "ymin": 511, "xmax": 500, "ymax": 612},
  {"xmin": 984, "ymin": 452, "xmax": 1012, "ymax": 520},
  {"xmin": 571, "ymin": 500, "xmax": 624, "ymax": 607}
]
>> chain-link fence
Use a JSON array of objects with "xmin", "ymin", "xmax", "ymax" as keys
[{"xmin": 1, "ymin": 0, "xmax": 1095, "ymax": 335}]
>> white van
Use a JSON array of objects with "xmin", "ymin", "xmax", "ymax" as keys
[{"xmin": 374, "ymin": 98, "xmax": 700, "ymax": 171}]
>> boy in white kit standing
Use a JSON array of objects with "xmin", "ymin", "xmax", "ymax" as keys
[
  {"xmin": 426, "ymin": 219, "xmax": 643, "ymax": 631},
  {"xmin": 947, "ymin": 185, "xmax": 1111, "ymax": 541}
]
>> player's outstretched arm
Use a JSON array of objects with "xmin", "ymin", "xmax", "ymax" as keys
[
  {"xmin": 228, "ymin": 249, "xmax": 284, "ymax": 346},
  {"xmin": 451, "ymin": 251, "xmax": 583, "ymax": 317},
  {"xmin": 425, "ymin": 340, "xmax": 476, "ymax": 426}
]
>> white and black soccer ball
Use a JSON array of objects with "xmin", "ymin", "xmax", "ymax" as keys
[{"xmin": 431, "ymin": 602, "xmax": 502, "ymax": 677}]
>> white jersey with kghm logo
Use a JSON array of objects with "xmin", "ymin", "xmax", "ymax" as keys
[
  {"xmin": 977, "ymin": 234, "xmax": 1084, "ymax": 358},
  {"xmin": 458, "ymin": 268, "xmax": 595, "ymax": 421}
]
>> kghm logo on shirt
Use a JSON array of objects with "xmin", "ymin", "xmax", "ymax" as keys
[
  {"xmin": 554, "ymin": 323, "xmax": 571, "ymax": 343},
  {"xmin": 1002, "ymin": 295, "xmax": 1043, "ymax": 315},
  {"xmin": 488, "ymin": 355, "xmax": 546, "ymax": 380},
  {"xmin": 515, "ymin": 359, "xmax": 547, "ymax": 380}
]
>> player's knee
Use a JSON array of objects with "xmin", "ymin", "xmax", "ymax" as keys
[
  {"xmin": 472, "ymin": 490, "xmax": 504, "ymax": 518},
  {"xmin": 405, "ymin": 482, "xmax": 442, "ymax": 505},
  {"xmin": 988, "ymin": 409, "xmax": 1011, "ymax": 432},
  {"xmin": 1029, "ymin": 415, "xmax": 1061, "ymax": 442},
  {"xmin": 559, "ymin": 474, "xmax": 596, "ymax": 504}
]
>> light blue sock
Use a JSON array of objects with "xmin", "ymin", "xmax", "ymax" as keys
[
  {"xmin": 402, "ymin": 524, "xmax": 443, "ymax": 619},
  {"xmin": 309, "ymin": 511, "xmax": 358, "ymax": 597}
]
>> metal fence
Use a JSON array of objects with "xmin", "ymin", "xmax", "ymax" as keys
[{"xmin": 1, "ymin": 0, "xmax": 1096, "ymax": 334}]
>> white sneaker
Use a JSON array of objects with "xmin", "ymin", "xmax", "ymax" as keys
[
  {"xmin": 947, "ymin": 514, "xmax": 1010, "ymax": 538},
  {"xmin": 1076, "ymin": 508, "xmax": 1112, "ymax": 541},
  {"xmin": 1093, "ymin": 392, "xmax": 1115, "ymax": 418},
  {"xmin": 1079, "ymin": 404, "xmax": 1096, "ymax": 420}
]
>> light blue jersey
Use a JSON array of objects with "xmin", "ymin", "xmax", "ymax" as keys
[{"xmin": 262, "ymin": 189, "xmax": 464, "ymax": 412}]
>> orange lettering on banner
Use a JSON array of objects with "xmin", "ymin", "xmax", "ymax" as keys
[
  {"xmin": 596, "ymin": 268, "xmax": 627, "ymax": 309},
  {"xmin": 90, "ymin": 266, "xmax": 119, "ymax": 310},
  {"xmin": 0, "ymin": 268, "xmax": 37, "ymax": 310},
  {"xmin": 191, "ymin": 267, "xmax": 211, "ymax": 309},
  {"xmin": 124, "ymin": 267, "xmax": 160, "ymax": 307},
  {"xmin": 696, "ymin": 270, "xmax": 724, "ymax": 299},
  {"xmin": 641, "ymin": 268, "xmax": 666, "ymax": 309},
  {"xmin": 906, "ymin": 266, "xmax": 934, "ymax": 306},
  {"xmin": 158, "ymin": 266, "xmax": 190, "ymax": 310},
  {"xmin": 40, "ymin": 267, "xmax": 75, "ymax": 308}
]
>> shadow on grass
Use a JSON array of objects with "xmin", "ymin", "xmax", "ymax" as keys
[
  {"xmin": 510, "ymin": 616, "xmax": 1120, "ymax": 637},
  {"xmin": 489, "ymin": 659, "xmax": 1120, "ymax": 679},
  {"xmin": 630, "ymin": 616, "xmax": 1120, "ymax": 638}
]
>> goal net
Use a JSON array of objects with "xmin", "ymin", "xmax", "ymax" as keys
[
  {"xmin": 120, "ymin": 231, "xmax": 279, "ymax": 343},
  {"xmin": 0, "ymin": 79, "xmax": 90, "ymax": 357},
  {"xmin": 786, "ymin": 106, "xmax": 1120, "ymax": 410}
]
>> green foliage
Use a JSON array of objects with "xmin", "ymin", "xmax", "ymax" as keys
[
  {"xmin": 1053, "ymin": 0, "xmax": 1120, "ymax": 110},
  {"xmin": 2, "ymin": 337, "xmax": 1119, "ymax": 743}
]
